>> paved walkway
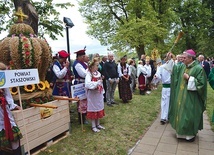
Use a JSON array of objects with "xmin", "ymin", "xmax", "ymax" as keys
[{"xmin": 129, "ymin": 112, "xmax": 214, "ymax": 155}]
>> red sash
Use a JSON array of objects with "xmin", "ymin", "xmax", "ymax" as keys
[{"xmin": 0, "ymin": 97, "xmax": 14, "ymax": 141}]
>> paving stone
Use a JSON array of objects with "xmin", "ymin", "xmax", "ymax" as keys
[
  {"xmin": 199, "ymin": 134, "xmax": 214, "ymax": 142},
  {"xmin": 144, "ymin": 130, "xmax": 163, "ymax": 139},
  {"xmin": 156, "ymin": 143, "xmax": 177, "ymax": 154},
  {"xmin": 160, "ymin": 136, "xmax": 178, "ymax": 145},
  {"xmin": 176, "ymin": 150, "xmax": 198, "ymax": 155},
  {"xmin": 130, "ymin": 112, "xmax": 214, "ymax": 155},
  {"xmin": 165, "ymin": 124, "xmax": 175, "ymax": 131},
  {"xmin": 154, "ymin": 150, "xmax": 175, "ymax": 155},
  {"xmin": 148, "ymin": 124, "xmax": 166, "ymax": 132},
  {"xmin": 198, "ymin": 129, "xmax": 214, "ymax": 135},
  {"xmin": 199, "ymin": 149, "xmax": 214, "ymax": 155},
  {"xmin": 131, "ymin": 152, "xmax": 150, "ymax": 155},
  {"xmin": 140, "ymin": 137, "xmax": 160, "ymax": 146},
  {"xmin": 162, "ymin": 130, "xmax": 176, "ymax": 137},
  {"xmin": 203, "ymin": 124, "xmax": 211, "ymax": 130},
  {"xmin": 133, "ymin": 144, "xmax": 156, "ymax": 154},
  {"xmin": 199, "ymin": 140, "xmax": 214, "ymax": 150},
  {"xmin": 177, "ymin": 141, "xmax": 199, "ymax": 153}
]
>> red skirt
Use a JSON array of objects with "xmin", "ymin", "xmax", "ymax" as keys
[
  {"xmin": 87, "ymin": 109, "xmax": 105, "ymax": 120},
  {"xmin": 138, "ymin": 74, "xmax": 146, "ymax": 90}
]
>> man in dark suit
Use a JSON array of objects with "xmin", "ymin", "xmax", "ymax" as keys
[
  {"xmin": 99, "ymin": 56, "xmax": 107, "ymax": 102},
  {"xmin": 198, "ymin": 55, "xmax": 210, "ymax": 78}
]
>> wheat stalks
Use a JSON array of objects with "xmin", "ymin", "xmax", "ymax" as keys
[
  {"xmin": 174, "ymin": 31, "xmax": 184, "ymax": 44},
  {"xmin": 0, "ymin": 37, "xmax": 11, "ymax": 65},
  {"xmin": 9, "ymin": 36, "xmax": 21, "ymax": 69},
  {"xmin": 37, "ymin": 38, "xmax": 52, "ymax": 81},
  {"xmin": 31, "ymin": 38, "xmax": 42, "ymax": 69}
]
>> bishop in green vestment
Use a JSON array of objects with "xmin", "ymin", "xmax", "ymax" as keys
[{"xmin": 169, "ymin": 49, "xmax": 207, "ymax": 141}]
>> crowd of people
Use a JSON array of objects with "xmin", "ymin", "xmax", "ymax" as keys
[
  {"xmin": 47, "ymin": 48, "xmax": 213, "ymax": 140},
  {"xmin": 1, "ymin": 48, "xmax": 213, "ymax": 154}
]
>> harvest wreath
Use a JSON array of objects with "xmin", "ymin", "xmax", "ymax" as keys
[{"xmin": 0, "ymin": 8, "xmax": 54, "ymax": 109}]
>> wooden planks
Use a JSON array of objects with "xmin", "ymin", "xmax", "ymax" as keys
[{"xmin": 12, "ymin": 100, "xmax": 70, "ymax": 153}]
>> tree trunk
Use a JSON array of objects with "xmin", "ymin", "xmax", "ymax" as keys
[
  {"xmin": 13, "ymin": 0, "xmax": 38, "ymax": 35},
  {"xmin": 136, "ymin": 44, "xmax": 145, "ymax": 59}
]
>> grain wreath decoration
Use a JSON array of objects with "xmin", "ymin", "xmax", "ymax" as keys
[{"xmin": 0, "ymin": 8, "xmax": 54, "ymax": 109}]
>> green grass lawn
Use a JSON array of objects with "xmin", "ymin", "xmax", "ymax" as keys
[
  {"xmin": 206, "ymin": 84, "xmax": 214, "ymax": 131},
  {"xmin": 38, "ymin": 84, "xmax": 214, "ymax": 155}
]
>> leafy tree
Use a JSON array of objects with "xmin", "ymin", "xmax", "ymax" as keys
[
  {"xmin": 173, "ymin": 0, "xmax": 213, "ymax": 56},
  {"xmin": 79, "ymin": 0, "xmax": 182, "ymax": 58},
  {"xmin": 79, "ymin": 0, "xmax": 213, "ymax": 58},
  {"xmin": 0, "ymin": 0, "xmax": 73, "ymax": 40},
  {"xmin": 79, "ymin": 0, "xmax": 172, "ymax": 58}
]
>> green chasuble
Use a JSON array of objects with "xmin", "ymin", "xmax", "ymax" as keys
[
  {"xmin": 208, "ymin": 68, "xmax": 214, "ymax": 90},
  {"xmin": 169, "ymin": 61, "xmax": 207, "ymax": 136}
]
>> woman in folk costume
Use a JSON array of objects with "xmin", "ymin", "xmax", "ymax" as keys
[
  {"xmin": 144, "ymin": 57, "xmax": 152, "ymax": 94},
  {"xmin": 137, "ymin": 61, "xmax": 147, "ymax": 95},
  {"xmin": 0, "ymin": 62, "xmax": 22, "ymax": 155},
  {"xmin": 85, "ymin": 59, "xmax": 105, "ymax": 132},
  {"xmin": 117, "ymin": 56, "xmax": 132, "ymax": 103}
]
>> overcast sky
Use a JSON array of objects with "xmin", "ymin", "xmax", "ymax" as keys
[
  {"xmin": 0, "ymin": 0, "xmax": 109, "ymax": 59},
  {"xmin": 46, "ymin": 0, "xmax": 109, "ymax": 59}
]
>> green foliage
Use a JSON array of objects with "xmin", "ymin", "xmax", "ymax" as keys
[
  {"xmin": 174, "ymin": 0, "xmax": 213, "ymax": 56},
  {"xmin": 112, "ymin": 18, "xmax": 167, "ymax": 54},
  {"xmin": 0, "ymin": 0, "xmax": 74, "ymax": 40},
  {"xmin": 79, "ymin": 0, "xmax": 213, "ymax": 57},
  {"xmin": 79, "ymin": 0, "xmax": 178, "ymax": 56}
]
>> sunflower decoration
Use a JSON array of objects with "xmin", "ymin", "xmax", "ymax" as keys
[
  {"xmin": 44, "ymin": 80, "xmax": 50, "ymax": 89},
  {"xmin": 37, "ymin": 81, "xmax": 46, "ymax": 91},
  {"xmin": 10, "ymin": 87, "xmax": 18, "ymax": 95},
  {"xmin": 24, "ymin": 84, "xmax": 35, "ymax": 92}
]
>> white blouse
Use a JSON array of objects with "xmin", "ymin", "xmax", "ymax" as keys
[{"xmin": 0, "ymin": 88, "xmax": 19, "ymax": 130}]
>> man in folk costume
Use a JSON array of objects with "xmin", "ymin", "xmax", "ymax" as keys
[
  {"xmin": 72, "ymin": 49, "xmax": 88, "ymax": 124},
  {"xmin": 52, "ymin": 50, "xmax": 73, "ymax": 97},
  {"xmin": 153, "ymin": 52, "xmax": 174, "ymax": 124},
  {"xmin": 169, "ymin": 49, "xmax": 207, "ymax": 142},
  {"xmin": 0, "ymin": 62, "xmax": 22, "ymax": 155}
]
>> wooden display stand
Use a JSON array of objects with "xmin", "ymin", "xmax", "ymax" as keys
[{"xmin": 12, "ymin": 100, "xmax": 70, "ymax": 154}]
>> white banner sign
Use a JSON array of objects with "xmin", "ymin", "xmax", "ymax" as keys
[
  {"xmin": 71, "ymin": 83, "xmax": 86, "ymax": 100},
  {"xmin": 0, "ymin": 69, "xmax": 39, "ymax": 88}
]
